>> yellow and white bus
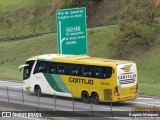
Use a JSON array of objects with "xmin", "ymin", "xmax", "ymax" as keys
[{"xmin": 19, "ymin": 54, "xmax": 138, "ymax": 103}]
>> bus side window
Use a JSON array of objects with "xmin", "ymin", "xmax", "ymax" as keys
[
  {"xmin": 82, "ymin": 65, "xmax": 93, "ymax": 77},
  {"xmin": 57, "ymin": 63, "xmax": 65, "ymax": 74},
  {"xmin": 50, "ymin": 62, "xmax": 57, "ymax": 74},
  {"xmin": 82, "ymin": 66, "xmax": 88, "ymax": 77},
  {"xmin": 33, "ymin": 61, "xmax": 45, "ymax": 74},
  {"xmin": 102, "ymin": 67, "xmax": 112, "ymax": 79},
  {"xmin": 65, "ymin": 64, "xmax": 70, "ymax": 75},
  {"xmin": 88, "ymin": 66, "xmax": 93, "ymax": 77},
  {"xmin": 93, "ymin": 67, "xmax": 102, "ymax": 79},
  {"xmin": 70, "ymin": 64, "xmax": 80, "ymax": 76}
]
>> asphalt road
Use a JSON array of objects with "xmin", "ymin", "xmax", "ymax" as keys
[{"xmin": 0, "ymin": 80, "xmax": 160, "ymax": 120}]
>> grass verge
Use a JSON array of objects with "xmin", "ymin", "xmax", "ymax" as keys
[{"xmin": 0, "ymin": 25, "xmax": 160, "ymax": 97}]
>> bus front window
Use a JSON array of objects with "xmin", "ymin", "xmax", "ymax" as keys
[
  {"xmin": 23, "ymin": 60, "xmax": 35, "ymax": 80},
  {"xmin": 24, "ymin": 67, "xmax": 30, "ymax": 80}
]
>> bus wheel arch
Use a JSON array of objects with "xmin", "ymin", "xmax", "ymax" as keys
[
  {"xmin": 91, "ymin": 92, "xmax": 99, "ymax": 104},
  {"xmin": 34, "ymin": 85, "xmax": 42, "ymax": 97},
  {"xmin": 81, "ymin": 91, "xmax": 91, "ymax": 103}
]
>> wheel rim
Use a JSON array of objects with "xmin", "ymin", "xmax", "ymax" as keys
[
  {"xmin": 37, "ymin": 89, "xmax": 40, "ymax": 96},
  {"xmin": 82, "ymin": 92, "xmax": 90, "ymax": 103},
  {"xmin": 92, "ymin": 93, "xmax": 99, "ymax": 104},
  {"xmin": 35, "ymin": 87, "xmax": 41, "ymax": 96}
]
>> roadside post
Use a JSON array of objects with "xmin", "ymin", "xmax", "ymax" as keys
[
  {"xmin": 56, "ymin": 7, "xmax": 88, "ymax": 55},
  {"xmin": 37, "ymin": 92, "xmax": 40, "ymax": 108},
  {"xmin": 22, "ymin": 89, "xmax": 24, "ymax": 105},
  {"xmin": 72, "ymin": 96, "xmax": 75, "ymax": 112},
  {"xmin": 111, "ymin": 97, "xmax": 113, "ymax": 118},
  {"xmin": 54, "ymin": 93, "xmax": 56, "ymax": 110},
  {"xmin": 7, "ymin": 86, "xmax": 9, "ymax": 103},
  {"xmin": 91, "ymin": 98, "xmax": 93, "ymax": 117},
  {"xmin": 132, "ymin": 104, "xmax": 134, "ymax": 120}
]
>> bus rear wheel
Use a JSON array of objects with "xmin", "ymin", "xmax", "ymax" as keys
[
  {"xmin": 81, "ymin": 91, "xmax": 91, "ymax": 103},
  {"xmin": 91, "ymin": 92, "xmax": 99, "ymax": 104},
  {"xmin": 35, "ymin": 85, "xmax": 42, "ymax": 97}
]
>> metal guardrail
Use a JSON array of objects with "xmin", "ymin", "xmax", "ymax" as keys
[
  {"xmin": 0, "ymin": 85, "xmax": 115, "ymax": 117},
  {"xmin": 0, "ymin": 85, "xmax": 159, "ymax": 119}
]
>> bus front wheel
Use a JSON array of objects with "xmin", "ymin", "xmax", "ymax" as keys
[
  {"xmin": 81, "ymin": 91, "xmax": 91, "ymax": 103},
  {"xmin": 34, "ymin": 85, "xmax": 42, "ymax": 97}
]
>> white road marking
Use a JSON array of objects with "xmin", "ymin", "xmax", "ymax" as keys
[
  {"xmin": 0, "ymin": 85, "xmax": 7, "ymax": 87},
  {"xmin": 0, "ymin": 85, "xmax": 23, "ymax": 88},
  {"xmin": 137, "ymin": 97, "xmax": 153, "ymax": 100},
  {"xmin": 127, "ymin": 101, "xmax": 160, "ymax": 106},
  {"xmin": 136, "ymin": 102, "xmax": 160, "ymax": 103},
  {"xmin": 0, "ymin": 81, "xmax": 8, "ymax": 82},
  {"xmin": 0, "ymin": 84, "xmax": 23, "ymax": 85},
  {"xmin": 21, "ymin": 117, "xmax": 40, "ymax": 120},
  {"xmin": 0, "ymin": 81, "xmax": 22, "ymax": 85},
  {"xmin": 101, "ymin": 107, "xmax": 110, "ymax": 110},
  {"xmin": 0, "ymin": 84, "xmax": 22, "ymax": 86},
  {"xmin": 113, "ymin": 108, "xmax": 127, "ymax": 111},
  {"xmin": 0, "ymin": 92, "xmax": 19, "ymax": 96},
  {"xmin": 101, "ymin": 107, "xmax": 126, "ymax": 111},
  {"xmin": 8, "ymin": 86, "xmax": 23, "ymax": 89}
]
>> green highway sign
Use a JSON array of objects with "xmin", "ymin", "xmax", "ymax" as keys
[{"xmin": 56, "ymin": 7, "xmax": 88, "ymax": 55}]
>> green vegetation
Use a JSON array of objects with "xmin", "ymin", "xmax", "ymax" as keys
[
  {"xmin": 109, "ymin": 0, "xmax": 160, "ymax": 53},
  {"xmin": 0, "ymin": 26, "xmax": 118, "ymax": 80},
  {"xmin": 0, "ymin": 0, "xmax": 160, "ymax": 97},
  {"xmin": 0, "ymin": 0, "xmax": 55, "ymax": 39},
  {"xmin": 0, "ymin": 0, "xmax": 54, "ymax": 12},
  {"xmin": 0, "ymin": 25, "xmax": 160, "ymax": 97},
  {"xmin": 0, "ymin": 33, "xmax": 55, "ymax": 80},
  {"xmin": 0, "ymin": 0, "xmax": 120, "ymax": 39},
  {"xmin": 64, "ymin": 0, "xmax": 94, "ymax": 9},
  {"xmin": 0, "ymin": 0, "xmax": 35, "ymax": 11}
]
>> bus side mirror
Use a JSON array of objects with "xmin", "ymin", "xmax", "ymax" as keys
[
  {"xmin": 19, "ymin": 64, "xmax": 29, "ymax": 72},
  {"xmin": 19, "ymin": 68, "xmax": 22, "ymax": 72}
]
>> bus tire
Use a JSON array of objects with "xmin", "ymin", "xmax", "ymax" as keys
[
  {"xmin": 81, "ymin": 91, "xmax": 91, "ymax": 103},
  {"xmin": 34, "ymin": 85, "xmax": 42, "ymax": 97},
  {"xmin": 91, "ymin": 92, "xmax": 99, "ymax": 104}
]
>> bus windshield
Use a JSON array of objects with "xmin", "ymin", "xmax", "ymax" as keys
[{"xmin": 23, "ymin": 60, "xmax": 35, "ymax": 80}]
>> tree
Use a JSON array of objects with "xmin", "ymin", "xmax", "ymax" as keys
[
  {"xmin": 109, "ymin": 0, "xmax": 160, "ymax": 52},
  {"xmin": 64, "ymin": 0, "xmax": 93, "ymax": 9}
]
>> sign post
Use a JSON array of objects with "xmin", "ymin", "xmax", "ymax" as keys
[{"xmin": 56, "ymin": 7, "xmax": 87, "ymax": 55}]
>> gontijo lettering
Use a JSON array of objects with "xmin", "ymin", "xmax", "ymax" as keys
[
  {"xmin": 118, "ymin": 74, "xmax": 136, "ymax": 80},
  {"xmin": 69, "ymin": 77, "xmax": 94, "ymax": 85}
]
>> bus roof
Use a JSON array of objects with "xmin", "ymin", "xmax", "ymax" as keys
[{"xmin": 27, "ymin": 54, "xmax": 133, "ymax": 66}]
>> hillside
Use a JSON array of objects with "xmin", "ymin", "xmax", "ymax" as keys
[
  {"xmin": 0, "ymin": 25, "xmax": 160, "ymax": 97},
  {"xmin": 0, "ymin": 0, "xmax": 160, "ymax": 97},
  {"xmin": 0, "ymin": 0, "xmax": 120, "ymax": 39},
  {"xmin": 0, "ymin": 0, "xmax": 55, "ymax": 39}
]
